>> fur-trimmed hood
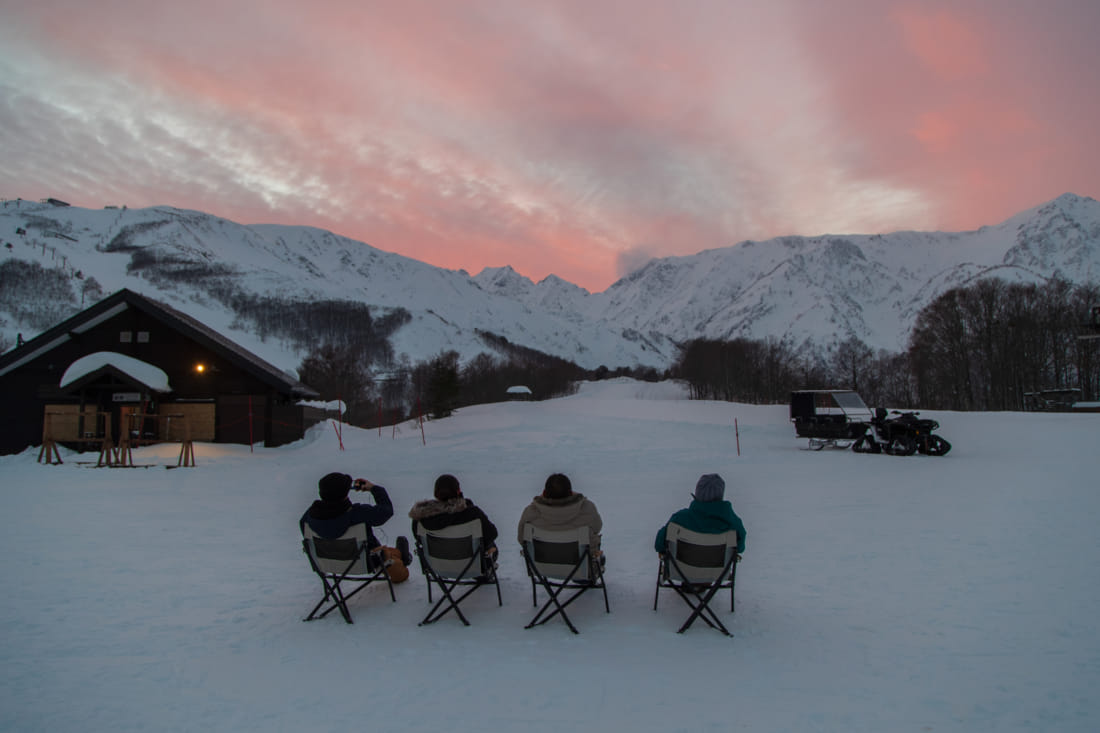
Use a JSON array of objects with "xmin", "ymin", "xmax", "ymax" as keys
[{"xmin": 409, "ymin": 496, "xmax": 469, "ymax": 521}]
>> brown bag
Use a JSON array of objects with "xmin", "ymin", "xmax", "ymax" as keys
[{"xmin": 380, "ymin": 546, "xmax": 410, "ymax": 583}]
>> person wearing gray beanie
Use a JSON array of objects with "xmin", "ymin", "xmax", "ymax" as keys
[
  {"xmin": 654, "ymin": 473, "xmax": 746, "ymax": 554},
  {"xmin": 693, "ymin": 473, "xmax": 726, "ymax": 503}
]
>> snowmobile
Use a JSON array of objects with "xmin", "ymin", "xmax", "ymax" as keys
[
  {"xmin": 790, "ymin": 390, "xmax": 873, "ymax": 450},
  {"xmin": 851, "ymin": 408, "xmax": 951, "ymax": 456}
]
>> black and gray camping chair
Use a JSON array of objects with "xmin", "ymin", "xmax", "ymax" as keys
[
  {"xmin": 414, "ymin": 519, "xmax": 501, "ymax": 626},
  {"xmin": 521, "ymin": 523, "xmax": 609, "ymax": 634},
  {"xmin": 654, "ymin": 523, "xmax": 740, "ymax": 635},
  {"xmin": 301, "ymin": 523, "xmax": 396, "ymax": 624}
]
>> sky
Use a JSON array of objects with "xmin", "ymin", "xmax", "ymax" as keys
[{"xmin": 1, "ymin": 1, "xmax": 1098, "ymax": 292}]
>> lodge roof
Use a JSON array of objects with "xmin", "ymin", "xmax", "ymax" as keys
[{"xmin": 0, "ymin": 288, "xmax": 319, "ymax": 399}]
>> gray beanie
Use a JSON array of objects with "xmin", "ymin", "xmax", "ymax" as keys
[{"xmin": 693, "ymin": 473, "xmax": 725, "ymax": 502}]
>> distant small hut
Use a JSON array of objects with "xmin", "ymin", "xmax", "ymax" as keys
[{"xmin": 506, "ymin": 385, "xmax": 533, "ymax": 401}]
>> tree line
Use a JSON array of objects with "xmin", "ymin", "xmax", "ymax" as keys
[
  {"xmin": 298, "ymin": 332, "xmax": 598, "ymax": 427},
  {"xmin": 673, "ymin": 278, "xmax": 1099, "ymax": 411}
]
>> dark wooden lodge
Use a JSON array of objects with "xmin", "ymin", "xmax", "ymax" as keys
[{"xmin": 0, "ymin": 289, "xmax": 321, "ymax": 456}]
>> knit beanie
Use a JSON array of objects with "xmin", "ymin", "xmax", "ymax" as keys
[
  {"xmin": 318, "ymin": 472, "xmax": 352, "ymax": 502},
  {"xmin": 693, "ymin": 473, "xmax": 725, "ymax": 502}
]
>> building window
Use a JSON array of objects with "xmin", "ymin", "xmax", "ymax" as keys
[
  {"xmin": 137, "ymin": 331, "xmax": 150, "ymax": 343},
  {"xmin": 119, "ymin": 331, "xmax": 132, "ymax": 343}
]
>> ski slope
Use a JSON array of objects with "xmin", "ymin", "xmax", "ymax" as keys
[{"xmin": 1, "ymin": 379, "xmax": 1097, "ymax": 732}]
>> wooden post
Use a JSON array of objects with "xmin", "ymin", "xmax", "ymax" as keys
[
  {"xmin": 37, "ymin": 411, "xmax": 63, "ymax": 465},
  {"xmin": 178, "ymin": 415, "xmax": 196, "ymax": 467},
  {"xmin": 116, "ymin": 427, "xmax": 134, "ymax": 467},
  {"xmin": 97, "ymin": 434, "xmax": 116, "ymax": 467}
]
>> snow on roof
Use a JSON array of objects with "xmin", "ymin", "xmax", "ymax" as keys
[
  {"xmin": 506, "ymin": 385, "xmax": 532, "ymax": 394},
  {"xmin": 298, "ymin": 399, "xmax": 345, "ymax": 413},
  {"xmin": 59, "ymin": 351, "xmax": 172, "ymax": 392}
]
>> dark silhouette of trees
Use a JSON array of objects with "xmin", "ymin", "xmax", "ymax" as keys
[
  {"xmin": 675, "ymin": 277, "xmax": 1099, "ymax": 411},
  {"xmin": 425, "ymin": 350, "xmax": 461, "ymax": 419},
  {"xmin": 908, "ymin": 278, "xmax": 1098, "ymax": 409},
  {"xmin": 297, "ymin": 343, "xmax": 374, "ymax": 421},
  {"xmin": 675, "ymin": 337, "xmax": 804, "ymax": 402}
]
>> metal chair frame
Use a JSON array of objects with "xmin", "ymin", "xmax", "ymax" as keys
[
  {"xmin": 521, "ymin": 524, "xmax": 609, "ymax": 634},
  {"xmin": 302, "ymin": 523, "xmax": 395, "ymax": 624}
]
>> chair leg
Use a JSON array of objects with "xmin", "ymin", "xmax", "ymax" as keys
[
  {"xmin": 420, "ymin": 576, "xmax": 472, "ymax": 626},
  {"xmin": 676, "ymin": 582, "xmax": 729, "ymax": 635},
  {"xmin": 730, "ymin": 559, "xmax": 738, "ymax": 613},
  {"xmin": 526, "ymin": 580, "xmax": 580, "ymax": 634},
  {"xmin": 419, "ymin": 553, "xmax": 482, "ymax": 626},
  {"xmin": 663, "ymin": 555, "xmax": 734, "ymax": 636},
  {"xmin": 594, "ymin": 561, "xmax": 610, "ymax": 613},
  {"xmin": 307, "ymin": 577, "xmax": 355, "ymax": 624},
  {"xmin": 654, "ymin": 557, "xmax": 664, "ymax": 611}
]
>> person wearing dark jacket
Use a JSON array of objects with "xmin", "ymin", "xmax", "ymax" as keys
[
  {"xmin": 300, "ymin": 472, "xmax": 412, "ymax": 583},
  {"xmin": 654, "ymin": 473, "xmax": 746, "ymax": 554},
  {"xmin": 409, "ymin": 474, "xmax": 499, "ymax": 559}
]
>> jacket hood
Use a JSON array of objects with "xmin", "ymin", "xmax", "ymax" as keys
[
  {"xmin": 307, "ymin": 497, "xmax": 352, "ymax": 520},
  {"xmin": 688, "ymin": 498, "xmax": 733, "ymax": 518},
  {"xmin": 532, "ymin": 492, "xmax": 588, "ymax": 518},
  {"xmin": 409, "ymin": 497, "xmax": 469, "ymax": 521}
]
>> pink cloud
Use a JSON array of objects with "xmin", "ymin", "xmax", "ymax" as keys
[{"xmin": 1, "ymin": 1, "xmax": 1098, "ymax": 292}]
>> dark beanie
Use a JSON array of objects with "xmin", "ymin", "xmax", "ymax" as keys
[
  {"xmin": 318, "ymin": 472, "xmax": 352, "ymax": 502},
  {"xmin": 543, "ymin": 473, "xmax": 573, "ymax": 500},
  {"xmin": 693, "ymin": 473, "xmax": 725, "ymax": 502},
  {"xmin": 434, "ymin": 474, "xmax": 461, "ymax": 501}
]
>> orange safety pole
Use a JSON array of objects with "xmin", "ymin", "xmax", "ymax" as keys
[{"xmin": 735, "ymin": 418, "xmax": 741, "ymax": 456}]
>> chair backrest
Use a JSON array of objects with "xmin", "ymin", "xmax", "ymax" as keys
[
  {"xmin": 302, "ymin": 523, "xmax": 372, "ymax": 576},
  {"xmin": 664, "ymin": 523, "xmax": 738, "ymax": 584},
  {"xmin": 522, "ymin": 524, "xmax": 593, "ymax": 582},
  {"xmin": 417, "ymin": 519, "xmax": 484, "ymax": 579}
]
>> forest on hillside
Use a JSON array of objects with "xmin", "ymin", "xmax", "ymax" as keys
[
  {"xmin": 674, "ymin": 278, "xmax": 1100, "ymax": 411},
  {"xmin": 3, "ymin": 257, "xmax": 1097, "ymax": 419}
]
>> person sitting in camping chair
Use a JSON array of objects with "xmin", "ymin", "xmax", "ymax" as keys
[
  {"xmin": 517, "ymin": 473, "xmax": 605, "ymax": 565},
  {"xmin": 300, "ymin": 472, "xmax": 412, "ymax": 583},
  {"xmin": 655, "ymin": 473, "xmax": 746, "ymax": 558},
  {"xmin": 409, "ymin": 473, "xmax": 500, "ymax": 577}
]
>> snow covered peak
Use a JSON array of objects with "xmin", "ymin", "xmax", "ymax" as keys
[{"xmin": 3, "ymin": 193, "xmax": 1098, "ymax": 371}]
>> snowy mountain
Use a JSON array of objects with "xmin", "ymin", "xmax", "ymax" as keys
[
  {"xmin": 477, "ymin": 193, "xmax": 1100, "ymax": 354},
  {"xmin": 0, "ymin": 201, "xmax": 675, "ymax": 372},
  {"xmin": 2, "ymin": 193, "xmax": 1098, "ymax": 375}
]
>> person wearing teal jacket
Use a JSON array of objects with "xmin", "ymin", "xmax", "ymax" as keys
[{"xmin": 654, "ymin": 473, "xmax": 746, "ymax": 554}]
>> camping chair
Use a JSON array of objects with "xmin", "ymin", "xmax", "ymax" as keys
[
  {"xmin": 654, "ymin": 523, "xmax": 740, "ymax": 635},
  {"xmin": 414, "ymin": 519, "xmax": 502, "ymax": 626},
  {"xmin": 301, "ymin": 523, "xmax": 396, "ymax": 624},
  {"xmin": 521, "ymin": 524, "xmax": 609, "ymax": 634}
]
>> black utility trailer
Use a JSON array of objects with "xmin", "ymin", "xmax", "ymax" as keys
[{"xmin": 790, "ymin": 390, "xmax": 872, "ymax": 450}]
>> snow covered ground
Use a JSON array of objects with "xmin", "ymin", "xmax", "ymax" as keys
[{"xmin": 2, "ymin": 378, "xmax": 1098, "ymax": 732}]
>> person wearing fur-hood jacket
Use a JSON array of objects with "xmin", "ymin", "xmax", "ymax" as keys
[
  {"xmin": 516, "ymin": 473, "xmax": 603, "ymax": 552},
  {"xmin": 409, "ymin": 474, "xmax": 499, "ymax": 554}
]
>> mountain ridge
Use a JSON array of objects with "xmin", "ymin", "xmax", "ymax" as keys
[{"xmin": 2, "ymin": 192, "xmax": 1097, "ymax": 374}]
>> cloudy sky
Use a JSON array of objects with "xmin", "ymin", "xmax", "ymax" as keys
[{"xmin": 1, "ymin": 0, "xmax": 1097, "ymax": 291}]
